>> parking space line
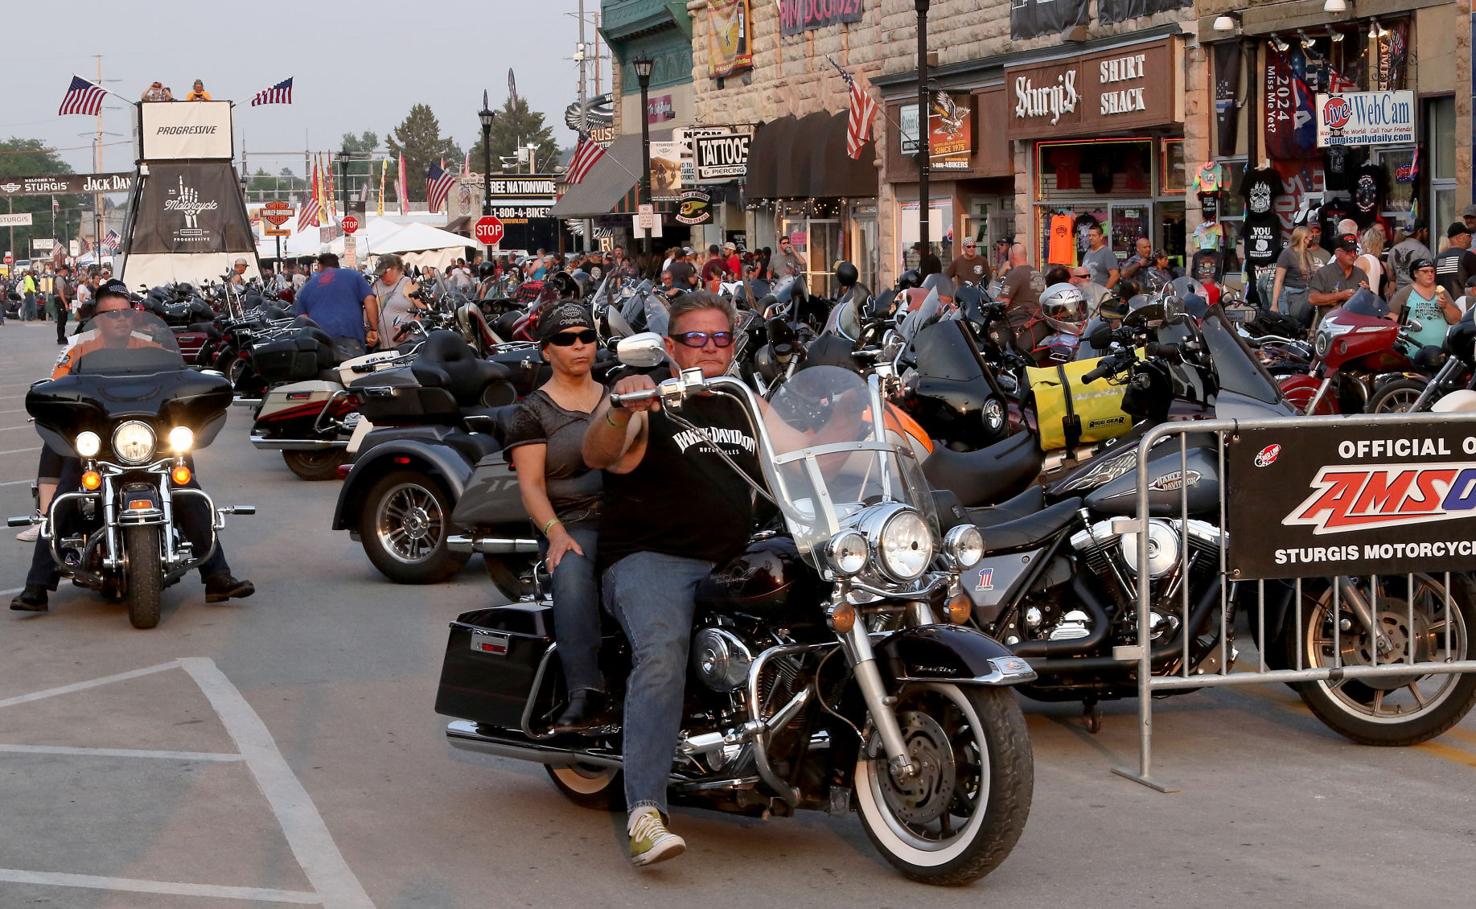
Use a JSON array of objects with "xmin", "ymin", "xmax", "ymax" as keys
[
  {"xmin": 0, "ymin": 446, "xmax": 39, "ymax": 456},
  {"xmin": 181, "ymin": 658, "xmax": 374, "ymax": 909},
  {"xmin": 0, "ymin": 425, "xmax": 34, "ymax": 432},
  {"xmin": 1416, "ymin": 742, "xmax": 1476, "ymax": 769},
  {"xmin": 0, "ymin": 660, "xmax": 180, "ymax": 710},
  {"xmin": 0, "ymin": 743, "xmax": 243, "ymax": 762},
  {"xmin": 0, "ymin": 869, "xmax": 320, "ymax": 904},
  {"xmin": 0, "ymin": 478, "xmax": 34, "ymax": 486}
]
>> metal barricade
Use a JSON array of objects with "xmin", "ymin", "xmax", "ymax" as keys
[{"xmin": 1109, "ymin": 412, "xmax": 1476, "ymax": 792}]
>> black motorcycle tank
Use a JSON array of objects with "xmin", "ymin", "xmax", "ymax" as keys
[
  {"xmin": 694, "ymin": 536, "xmax": 821, "ymax": 624},
  {"xmin": 1084, "ymin": 447, "xmax": 1220, "ymax": 517},
  {"xmin": 436, "ymin": 603, "xmax": 555, "ymax": 730}
]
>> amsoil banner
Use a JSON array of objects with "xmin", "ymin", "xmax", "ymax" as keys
[
  {"xmin": 1011, "ymin": 0, "xmax": 1089, "ymax": 41},
  {"xmin": 0, "ymin": 173, "xmax": 133, "ymax": 198},
  {"xmin": 707, "ymin": 0, "xmax": 753, "ymax": 78},
  {"xmin": 1098, "ymin": 0, "xmax": 1189, "ymax": 24},
  {"xmin": 120, "ymin": 161, "xmax": 259, "ymax": 287},
  {"xmin": 1263, "ymin": 50, "xmax": 1318, "ymax": 161},
  {"xmin": 139, "ymin": 100, "xmax": 233, "ymax": 160},
  {"xmin": 1226, "ymin": 424, "xmax": 1476, "ymax": 579},
  {"xmin": 1214, "ymin": 42, "xmax": 1241, "ymax": 159}
]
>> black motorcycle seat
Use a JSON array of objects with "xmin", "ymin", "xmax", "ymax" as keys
[
  {"xmin": 964, "ymin": 485, "xmax": 1046, "ymax": 527},
  {"xmin": 922, "ymin": 432, "xmax": 1043, "ymax": 508},
  {"xmin": 970, "ymin": 496, "xmax": 1082, "ymax": 552},
  {"xmin": 416, "ymin": 330, "xmax": 512, "ymax": 406},
  {"xmin": 443, "ymin": 431, "xmax": 503, "ymax": 464}
]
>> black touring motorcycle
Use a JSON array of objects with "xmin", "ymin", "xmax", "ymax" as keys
[
  {"xmin": 437, "ymin": 356, "xmax": 1037, "ymax": 885},
  {"xmin": 953, "ymin": 300, "xmax": 1476, "ymax": 743},
  {"xmin": 12, "ymin": 311, "xmax": 254, "ymax": 628}
]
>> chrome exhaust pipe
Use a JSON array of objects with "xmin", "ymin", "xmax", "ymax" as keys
[
  {"xmin": 446, "ymin": 719, "xmax": 621, "ymax": 768},
  {"xmin": 446, "ymin": 534, "xmax": 540, "ymax": 555},
  {"xmin": 248, "ymin": 433, "xmax": 348, "ymax": 451}
]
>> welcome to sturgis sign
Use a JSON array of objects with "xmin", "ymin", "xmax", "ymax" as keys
[{"xmin": 1226, "ymin": 423, "xmax": 1476, "ymax": 579}]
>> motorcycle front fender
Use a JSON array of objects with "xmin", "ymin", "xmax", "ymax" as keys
[{"xmin": 874, "ymin": 624, "xmax": 1037, "ymax": 687}]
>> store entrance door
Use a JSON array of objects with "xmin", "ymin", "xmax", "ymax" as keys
[
  {"xmin": 1108, "ymin": 203, "xmax": 1153, "ymax": 261},
  {"xmin": 780, "ymin": 218, "xmax": 841, "ymax": 296}
]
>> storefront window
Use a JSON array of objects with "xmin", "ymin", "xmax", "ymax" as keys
[
  {"xmin": 781, "ymin": 214, "xmax": 841, "ymax": 296},
  {"xmin": 1161, "ymin": 139, "xmax": 1186, "ymax": 195},
  {"xmin": 1373, "ymin": 147, "xmax": 1416, "ymax": 216},
  {"xmin": 1036, "ymin": 139, "xmax": 1154, "ymax": 199},
  {"xmin": 1427, "ymin": 96, "xmax": 1456, "ymax": 234}
]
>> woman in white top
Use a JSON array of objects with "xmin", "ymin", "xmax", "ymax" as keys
[{"xmin": 1355, "ymin": 225, "xmax": 1388, "ymax": 299}]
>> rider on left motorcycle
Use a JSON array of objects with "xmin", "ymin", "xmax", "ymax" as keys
[
  {"xmin": 10, "ymin": 281, "xmax": 255, "ymax": 613},
  {"xmin": 582, "ymin": 291, "xmax": 759, "ymax": 867}
]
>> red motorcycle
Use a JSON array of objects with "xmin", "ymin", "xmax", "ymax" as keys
[{"xmin": 1277, "ymin": 290, "xmax": 1429, "ymax": 415}]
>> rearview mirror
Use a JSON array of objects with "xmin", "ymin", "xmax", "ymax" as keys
[{"xmin": 616, "ymin": 331, "xmax": 667, "ymax": 369}]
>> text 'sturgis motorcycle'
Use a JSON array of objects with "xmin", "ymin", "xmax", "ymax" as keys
[
  {"xmin": 11, "ymin": 311, "xmax": 254, "ymax": 628},
  {"xmin": 438, "ymin": 357, "xmax": 1036, "ymax": 885}
]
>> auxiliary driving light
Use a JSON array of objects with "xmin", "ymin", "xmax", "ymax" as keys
[
  {"xmin": 943, "ymin": 524, "xmax": 985, "ymax": 569},
  {"xmin": 81, "ymin": 470, "xmax": 102, "ymax": 491},
  {"xmin": 168, "ymin": 426, "xmax": 194, "ymax": 453},
  {"xmin": 75, "ymin": 431, "xmax": 101, "ymax": 458},
  {"xmin": 824, "ymin": 529, "xmax": 868, "ymax": 577}
]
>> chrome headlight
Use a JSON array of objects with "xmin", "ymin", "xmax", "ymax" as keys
[
  {"xmin": 167, "ymin": 426, "xmax": 194, "ymax": 453},
  {"xmin": 943, "ymin": 524, "xmax": 985, "ymax": 569},
  {"xmin": 864, "ymin": 506, "xmax": 934, "ymax": 582},
  {"xmin": 75, "ymin": 431, "xmax": 101, "ymax": 458},
  {"xmin": 823, "ymin": 529, "xmax": 869, "ymax": 577},
  {"xmin": 111, "ymin": 421, "xmax": 156, "ymax": 465}
]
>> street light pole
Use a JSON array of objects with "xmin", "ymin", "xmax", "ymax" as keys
[
  {"xmin": 915, "ymin": 0, "xmax": 931, "ymax": 274},
  {"xmin": 633, "ymin": 56, "xmax": 654, "ymax": 262},
  {"xmin": 479, "ymin": 91, "xmax": 496, "ymax": 251}
]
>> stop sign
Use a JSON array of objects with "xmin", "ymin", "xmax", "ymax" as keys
[
  {"xmin": 474, "ymin": 216, "xmax": 505, "ymax": 246},
  {"xmin": 3, "ymin": 252, "xmax": 12, "ymax": 266},
  {"xmin": 341, "ymin": 215, "xmax": 360, "ymax": 234}
]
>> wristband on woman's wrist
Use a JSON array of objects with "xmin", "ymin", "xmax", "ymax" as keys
[
  {"xmin": 542, "ymin": 517, "xmax": 562, "ymax": 535},
  {"xmin": 605, "ymin": 407, "xmax": 629, "ymax": 428}
]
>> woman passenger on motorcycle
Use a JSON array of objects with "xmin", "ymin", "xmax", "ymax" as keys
[
  {"xmin": 504, "ymin": 303, "xmax": 608, "ymax": 729},
  {"xmin": 372, "ymin": 254, "xmax": 424, "ymax": 349}
]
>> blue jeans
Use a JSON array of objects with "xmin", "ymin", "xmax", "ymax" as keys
[
  {"xmin": 602, "ymin": 551, "xmax": 713, "ymax": 816},
  {"xmin": 541, "ymin": 524, "xmax": 602, "ymax": 694}
]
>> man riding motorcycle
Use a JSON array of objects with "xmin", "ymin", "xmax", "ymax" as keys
[
  {"xmin": 11, "ymin": 281, "xmax": 255, "ymax": 613},
  {"xmin": 582, "ymin": 291, "xmax": 759, "ymax": 866}
]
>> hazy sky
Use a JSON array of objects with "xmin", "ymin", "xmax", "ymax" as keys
[{"xmin": 1, "ymin": 0, "xmax": 601, "ymax": 177}]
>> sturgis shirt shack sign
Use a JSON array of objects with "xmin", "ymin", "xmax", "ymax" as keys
[{"xmin": 1006, "ymin": 38, "xmax": 1180, "ymax": 140}]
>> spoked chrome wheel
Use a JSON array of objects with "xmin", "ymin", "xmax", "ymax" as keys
[
  {"xmin": 853, "ymin": 683, "xmax": 1032, "ymax": 885},
  {"xmin": 1294, "ymin": 574, "xmax": 1476, "ymax": 745},
  {"xmin": 375, "ymin": 482, "xmax": 445, "ymax": 563}
]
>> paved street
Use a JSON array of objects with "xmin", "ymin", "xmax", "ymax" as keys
[{"xmin": 0, "ymin": 319, "xmax": 1473, "ymax": 908}]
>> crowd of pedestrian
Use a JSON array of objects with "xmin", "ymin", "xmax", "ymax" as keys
[{"xmin": 0, "ymin": 261, "xmax": 106, "ymax": 343}]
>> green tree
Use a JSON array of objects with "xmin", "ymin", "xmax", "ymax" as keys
[
  {"xmin": 337, "ymin": 130, "xmax": 380, "ymax": 206},
  {"xmin": 384, "ymin": 106, "xmax": 462, "ymax": 203},
  {"xmin": 467, "ymin": 96, "xmax": 560, "ymax": 175},
  {"xmin": 0, "ymin": 138, "xmax": 74, "ymax": 258}
]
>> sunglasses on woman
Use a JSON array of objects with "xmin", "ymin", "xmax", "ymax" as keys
[
  {"xmin": 672, "ymin": 330, "xmax": 734, "ymax": 348},
  {"xmin": 547, "ymin": 329, "xmax": 597, "ymax": 346}
]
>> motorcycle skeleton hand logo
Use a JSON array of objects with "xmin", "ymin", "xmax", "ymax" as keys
[{"xmin": 164, "ymin": 175, "xmax": 219, "ymax": 243}]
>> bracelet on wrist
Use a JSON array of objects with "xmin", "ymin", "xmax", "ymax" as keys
[
  {"xmin": 605, "ymin": 408, "xmax": 629, "ymax": 428},
  {"xmin": 542, "ymin": 517, "xmax": 562, "ymax": 535}
]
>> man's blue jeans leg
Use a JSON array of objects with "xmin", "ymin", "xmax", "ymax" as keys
[{"xmin": 602, "ymin": 551, "xmax": 713, "ymax": 817}]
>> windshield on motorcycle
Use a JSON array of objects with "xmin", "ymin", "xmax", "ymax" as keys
[
  {"xmin": 69, "ymin": 310, "xmax": 184, "ymax": 375},
  {"xmin": 1199, "ymin": 310, "xmax": 1284, "ymax": 406},
  {"xmin": 760, "ymin": 365, "xmax": 937, "ymax": 558}
]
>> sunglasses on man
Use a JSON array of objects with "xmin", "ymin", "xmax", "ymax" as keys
[
  {"xmin": 546, "ymin": 328, "xmax": 598, "ymax": 347},
  {"xmin": 672, "ymin": 330, "xmax": 734, "ymax": 348}
]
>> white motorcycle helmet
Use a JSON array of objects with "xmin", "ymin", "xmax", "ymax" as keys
[{"xmin": 1040, "ymin": 282, "xmax": 1088, "ymax": 336}]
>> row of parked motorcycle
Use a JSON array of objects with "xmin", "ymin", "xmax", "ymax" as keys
[{"xmin": 46, "ymin": 263, "xmax": 1473, "ymax": 884}]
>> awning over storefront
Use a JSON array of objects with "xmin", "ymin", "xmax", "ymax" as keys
[
  {"xmin": 550, "ymin": 130, "xmax": 675, "ymax": 218},
  {"xmin": 746, "ymin": 112, "xmax": 876, "ymax": 200}
]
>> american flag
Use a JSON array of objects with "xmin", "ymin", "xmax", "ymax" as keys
[
  {"xmin": 298, "ymin": 160, "xmax": 321, "ymax": 229},
  {"xmin": 844, "ymin": 74, "xmax": 878, "ymax": 160},
  {"xmin": 251, "ymin": 77, "xmax": 293, "ymax": 107},
  {"xmin": 425, "ymin": 161, "xmax": 456, "ymax": 214},
  {"xmin": 565, "ymin": 135, "xmax": 607, "ymax": 185},
  {"xmin": 58, "ymin": 75, "xmax": 106, "ymax": 117},
  {"xmin": 101, "ymin": 229, "xmax": 120, "ymax": 254}
]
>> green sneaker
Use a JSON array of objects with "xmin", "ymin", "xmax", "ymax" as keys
[{"xmin": 628, "ymin": 807, "xmax": 686, "ymax": 867}]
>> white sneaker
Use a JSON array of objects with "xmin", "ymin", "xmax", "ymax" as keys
[
  {"xmin": 15, "ymin": 524, "xmax": 40, "ymax": 542},
  {"xmin": 628, "ymin": 806, "xmax": 686, "ymax": 867}
]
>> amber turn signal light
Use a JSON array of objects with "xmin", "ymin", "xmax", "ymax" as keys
[
  {"xmin": 171, "ymin": 464, "xmax": 192, "ymax": 486},
  {"xmin": 81, "ymin": 470, "xmax": 102, "ymax": 491},
  {"xmin": 945, "ymin": 593, "xmax": 973, "ymax": 625},
  {"xmin": 826, "ymin": 602, "xmax": 856, "ymax": 634}
]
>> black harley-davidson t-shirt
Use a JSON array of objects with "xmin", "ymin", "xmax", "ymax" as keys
[
  {"xmin": 598, "ymin": 393, "xmax": 759, "ymax": 573},
  {"xmin": 1351, "ymin": 164, "xmax": 1387, "ymax": 228},
  {"xmin": 1239, "ymin": 167, "xmax": 1282, "ymax": 219}
]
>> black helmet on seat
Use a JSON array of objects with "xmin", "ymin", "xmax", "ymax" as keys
[{"xmin": 835, "ymin": 261, "xmax": 859, "ymax": 289}]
